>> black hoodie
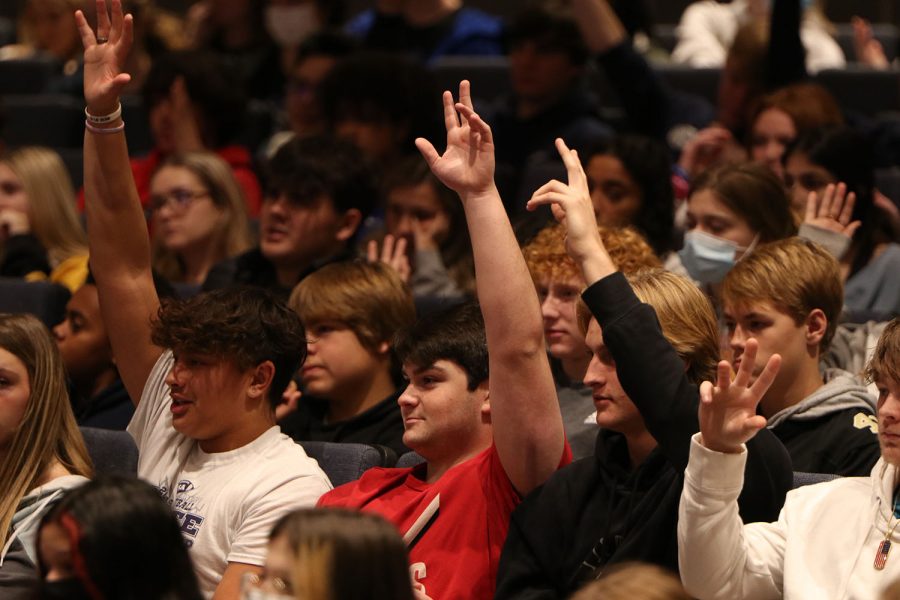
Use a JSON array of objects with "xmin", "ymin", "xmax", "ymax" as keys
[{"xmin": 495, "ymin": 273, "xmax": 792, "ymax": 599}]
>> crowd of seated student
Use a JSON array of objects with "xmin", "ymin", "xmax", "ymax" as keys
[{"xmin": 3, "ymin": 0, "xmax": 900, "ymax": 599}]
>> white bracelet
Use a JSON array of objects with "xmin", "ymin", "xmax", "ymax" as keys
[
  {"xmin": 85, "ymin": 103, "xmax": 122, "ymax": 125},
  {"xmin": 85, "ymin": 119, "xmax": 125, "ymax": 134}
]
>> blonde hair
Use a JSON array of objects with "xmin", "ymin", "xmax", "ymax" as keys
[
  {"xmin": 0, "ymin": 313, "xmax": 93, "ymax": 551},
  {"xmin": 150, "ymin": 152, "xmax": 254, "ymax": 282},
  {"xmin": 723, "ymin": 237, "xmax": 843, "ymax": 350},
  {"xmin": 570, "ymin": 562, "xmax": 690, "ymax": 600},
  {"xmin": 577, "ymin": 269, "xmax": 719, "ymax": 385},
  {"xmin": 270, "ymin": 508, "xmax": 415, "ymax": 600},
  {"xmin": 17, "ymin": 0, "xmax": 83, "ymax": 60},
  {"xmin": 523, "ymin": 223, "xmax": 662, "ymax": 285},
  {"xmin": 289, "ymin": 261, "xmax": 415, "ymax": 352},
  {"xmin": 1, "ymin": 147, "xmax": 87, "ymax": 268},
  {"xmin": 865, "ymin": 318, "xmax": 900, "ymax": 386}
]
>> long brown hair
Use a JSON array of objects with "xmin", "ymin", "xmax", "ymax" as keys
[
  {"xmin": 1, "ymin": 147, "xmax": 87, "ymax": 268},
  {"xmin": 0, "ymin": 314, "xmax": 93, "ymax": 550}
]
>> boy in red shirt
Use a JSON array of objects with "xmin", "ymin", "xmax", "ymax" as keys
[{"xmin": 319, "ymin": 81, "xmax": 570, "ymax": 599}]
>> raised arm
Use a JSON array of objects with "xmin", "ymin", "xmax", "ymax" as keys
[
  {"xmin": 76, "ymin": 0, "xmax": 162, "ymax": 404},
  {"xmin": 416, "ymin": 81, "xmax": 565, "ymax": 495},
  {"xmin": 679, "ymin": 341, "xmax": 787, "ymax": 599},
  {"xmin": 530, "ymin": 140, "xmax": 792, "ymax": 519},
  {"xmin": 527, "ymin": 138, "xmax": 616, "ymax": 287}
]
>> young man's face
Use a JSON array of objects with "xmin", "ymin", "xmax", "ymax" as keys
[
  {"xmin": 302, "ymin": 321, "xmax": 387, "ymax": 401},
  {"xmin": 53, "ymin": 284, "xmax": 114, "ymax": 384},
  {"xmin": 723, "ymin": 300, "xmax": 813, "ymax": 391},
  {"xmin": 583, "ymin": 320, "xmax": 645, "ymax": 435},
  {"xmin": 537, "ymin": 276, "xmax": 588, "ymax": 362},
  {"xmin": 877, "ymin": 377, "xmax": 900, "ymax": 466},
  {"xmin": 164, "ymin": 351, "xmax": 262, "ymax": 452},
  {"xmin": 259, "ymin": 192, "xmax": 355, "ymax": 269},
  {"xmin": 398, "ymin": 359, "xmax": 489, "ymax": 457}
]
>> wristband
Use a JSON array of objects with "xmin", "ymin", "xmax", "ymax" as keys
[
  {"xmin": 85, "ymin": 103, "xmax": 122, "ymax": 124},
  {"xmin": 85, "ymin": 119, "xmax": 125, "ymax": 134}
]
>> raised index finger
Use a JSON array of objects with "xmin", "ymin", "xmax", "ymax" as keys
[
  {"xmin": 74, "ymin": 10, "xmax": 97, "ymax": 48},
  {"xmin": 555, "ymin": 139, "xmax": 581, "ymax": 179},
  {"xmin": 441, "ymin": 91, "xmax": 459, "ymax": 133}
]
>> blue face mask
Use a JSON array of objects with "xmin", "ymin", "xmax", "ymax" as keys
[{"xmin": 678, "ymin": 230, "xmax": 756, "ymax": 284}]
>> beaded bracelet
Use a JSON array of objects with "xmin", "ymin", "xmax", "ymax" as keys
[
  {"xmin": 85, "ymin": 119, "xmax": 125, "ymax": 134},
  {"xmin": 84, "ymin": 103, "xmax": 122, "ymax": 125}
]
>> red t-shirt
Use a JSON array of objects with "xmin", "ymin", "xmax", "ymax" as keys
[{"xmin": 319, "ymin": 444, "xmax": 571, "ymax": 600}]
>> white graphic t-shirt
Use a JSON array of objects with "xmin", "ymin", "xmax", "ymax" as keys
[{"xmin": 128, "ymin": 351, "xmax": 332, "ymax": 597}]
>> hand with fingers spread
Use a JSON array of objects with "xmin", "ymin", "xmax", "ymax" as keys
[
  {"xmin": 75, "ymin": 0, "xmax": 134, "ymax": 115},
  {"xmin": 367, "ymin": 234, "xmax": 411, "ymax": 282},
  {"xmin": 415, "ymin": 80, "xmax": 495, "ymax": 202},
  {"xmin": 804, "ymin": 182, "xmax": 862, "ymax": 239},
  {"xmin": 526, "ymin": 138, "xmax": 614, "ymax": 283},
  {"xmin": 698, "ymin": 339, "xmax": 781, "ymax": 454}
]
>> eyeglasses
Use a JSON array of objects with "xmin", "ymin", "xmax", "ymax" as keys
[
  {"xmin": 148, "ymin": 188, "xmax": 210, "ymax": 213},
  {"xmin": 240, "ymin": 572, "xmax": 293, "ymax": 600}
]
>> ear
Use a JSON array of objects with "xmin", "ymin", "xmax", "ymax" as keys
[
  {"xmin": 334, "ymin": 209, "xmax": 363, "ymax": 242},
  {"xmin": 478, "ymin": 381, "xmax": 491, "ymax": 419},
  {"xmin": 247, "ymin": 360, "xmax": 276, "ymax": 402},
  {"xmin": 376, "ymin": 340, "xmax": 390, "ymax": 356},
  {"xmin": 805, "ymin": 308, "xmax": 827, "ymax": 348}
]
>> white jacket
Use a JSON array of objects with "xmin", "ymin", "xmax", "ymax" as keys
[
  {"xmin": 672, "ymin": 0, "xmax": 846, "ymax": 74},
  {"xmin": 679, "ymin": 433, "xmax": 900, "ymax": 599}
]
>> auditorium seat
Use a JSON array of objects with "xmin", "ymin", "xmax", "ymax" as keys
[
  {"xmin": 2, "ymin": 94, "xmax": 83, "ymax": 148},
  {"xmin": 0, "ymin": 56, "xmax": 60, "ymax": 94},
  {"xmin": 298, "ymin": 441, "xmax": 397, "ymax": 487},
  {"xmin": 80, "ymin": 426, "xmax": 140, "ymax": 477},
  {"xmin": 0, "ymin": 278, "xmax": 70, "ymax": 328}
]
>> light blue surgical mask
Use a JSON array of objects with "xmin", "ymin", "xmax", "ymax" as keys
[{"xmin": 678, "ymin": 230, "xmax": 758, "ymax": 284}]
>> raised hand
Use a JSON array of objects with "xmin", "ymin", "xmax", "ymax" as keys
[
  {"xmin": 804, "ymin": 182, "xmax": 862, "ymax": 239},
  {"xmin": 526, "ymin": 138, "xmax": 607, "ymax": 271},
  {"xmin": 367, "ymin": 234, "xmax": 411, "ymax": 283},
  {"xmin": 415, "ymin": 80, "xmax": 495, "ymax": 201},
  {"xmin": 698, "ymin": 339, "xmax": 781, "ymax": 454},
  {"xmin": 169, "ymin": 77, "xmax": 205, "ymax": 152},
  {"xmin": 75, "ymin": 0, "xmax": 134, "ymax": 115},
  {"xmin": 853, "ymin": 16, "xmax": 890, "ymax": 69}
]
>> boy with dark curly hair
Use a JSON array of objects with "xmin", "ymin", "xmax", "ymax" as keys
[{"xmin": 76, "ymin": 3, "xmax": 331, "ymax": 597}]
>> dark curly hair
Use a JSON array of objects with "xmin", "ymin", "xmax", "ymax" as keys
[
  {"xmin": 584, "ymin": 135, "xmax": 676, "ymax": 256},
  {"xmin": 265, "ymin": 134, "xmax": 377, "ymax": 218},
  {"xmin": 150, "ymin": 287, "xmax": 306, "ymax": 407}
]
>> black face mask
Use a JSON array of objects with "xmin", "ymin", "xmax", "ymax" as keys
[{"xmin": 38, "ymin": 577, "xmax": 95, "ymax": 600}]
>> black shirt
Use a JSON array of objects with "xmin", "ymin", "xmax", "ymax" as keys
[{"xmin": 279, "ymin": 389, "xmax": 408, "ymax": 457}]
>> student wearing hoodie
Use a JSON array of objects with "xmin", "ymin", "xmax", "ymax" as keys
[
  {"xmin": 0, "ymin": 314, "xmax": 93, "ymax": 599},
  {"xmin": 494, "ymin": 139, "xmax": 791, "ymax": 599},
  {"xmin": 722, "ymin": 236, "xmax": 880, "ymax": 475}
]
